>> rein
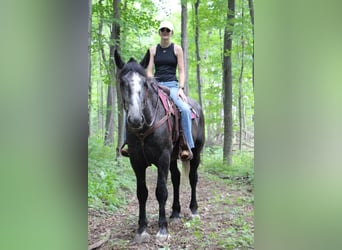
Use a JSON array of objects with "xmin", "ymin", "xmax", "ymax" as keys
[{"xmin": 134, "ymin": 82, "xmax": 172, "ymax": 166}]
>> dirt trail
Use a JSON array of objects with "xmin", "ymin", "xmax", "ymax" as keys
[{"xmin": 88, "ymin": 167, "xmax": 254, "ymax": 249}]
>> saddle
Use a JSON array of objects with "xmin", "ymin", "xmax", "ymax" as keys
[{"xmin": 156, "ymin": 85, "xmax": 198, "ymax": 150}]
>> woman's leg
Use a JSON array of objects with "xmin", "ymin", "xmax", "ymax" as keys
[{"xmin": 168, "ymin": 88, "xmax": 194, "ymax": 149}]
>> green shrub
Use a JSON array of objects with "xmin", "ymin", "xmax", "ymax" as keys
[
  {"xmin": 201, "ymin": 146, "xmax": 254, "ymax": 184},
  {"xmin": 88, "ymin": 135, "xmax": 135, "ymax": 211}
]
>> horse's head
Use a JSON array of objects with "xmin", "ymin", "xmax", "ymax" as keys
[{"xmin": 114, "ymin": 49, "xmax": 150, "ymax": 130}]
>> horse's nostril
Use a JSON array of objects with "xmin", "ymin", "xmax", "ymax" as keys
[{"xmin": 127, "ymin": 114, "xmax": 144, "ymax": 128}]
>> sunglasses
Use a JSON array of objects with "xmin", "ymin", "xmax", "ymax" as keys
[{"xmin": 160, "ymin": 28, "xmax": 171, "ymax": 33}]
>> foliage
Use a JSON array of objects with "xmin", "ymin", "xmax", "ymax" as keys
[
  {"xmin": 88, "ymin": 134, "xmax": 135, "ymax": 210},
  {"xmin": 202, "ymin": 146, "xmax": 254, "ymax": 184}
]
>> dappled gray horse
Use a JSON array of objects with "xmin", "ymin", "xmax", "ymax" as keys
[{"xmin": 114, "ymin": 49, "xmax": 205, "ymax": 242}]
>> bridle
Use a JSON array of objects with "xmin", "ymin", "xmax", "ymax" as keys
[{"xmin": 124, "ymin": 76, "xmax": 173, "ymax": 165}]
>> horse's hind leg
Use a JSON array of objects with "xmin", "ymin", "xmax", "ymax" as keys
[
  {"xmin": 169, "ymin": 159, "xmax": 181, "ymax": 219},
  {"xmin": 133, "ymin": 167, "xmax": 150, "ymax": 243},
  {"xmin": 189, "ymin": 152, "xmax": 200, "ymax": 218}
]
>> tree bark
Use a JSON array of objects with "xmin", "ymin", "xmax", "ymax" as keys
[
  {"xmin": 88, "ymin": 0, "xmax": 92, "ymax": 137},
  {"xmin": 99, "ymin": 0, "xmax": 116, "ymax": 145},
  {"xmin": 238, "ymin": 2, "xmax": 245, "ymax": 152},
  {"xmin": 223, "ymin": 0, "xmax": 235, "ymax": 165},
  {"xmin": 248, "ymin": 0, "xmax": 254, "ymax": 91},
  {"xmin": 194, "ymin": 0, "xmax": 203, "ymax": 108},
  {"xmin": 112, "ymin": 0, "xmax": 124, "ymax": 156},
  {"xmin": 181, "ymin": 0, "xmax": 189, "ymax": 94}
]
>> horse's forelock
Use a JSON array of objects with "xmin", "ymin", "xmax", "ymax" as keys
[
  {"xmin": 120, "ymin": 60, "xmax": 147, "ymax": 78},
  {"xmin": 128, "ymin": 57, "xmax": 136, "ymax": 63}
]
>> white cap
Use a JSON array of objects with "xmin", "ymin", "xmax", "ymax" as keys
[{"xmin": 158, "ymin": 21, "xmax": 174, "ymax": 32}]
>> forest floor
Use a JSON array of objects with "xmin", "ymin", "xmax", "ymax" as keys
[{"xmin": 88, "ymin": 166, "xmax": 254, "ymax": 249}]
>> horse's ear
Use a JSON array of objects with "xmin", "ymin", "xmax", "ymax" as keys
[
  {"xmin": 114, "ymin": 49, "xmax": 125, "ymax": 69},
  {"xmin": 140, "ymin": 49, "xmax": 150, "ymax": 69}
]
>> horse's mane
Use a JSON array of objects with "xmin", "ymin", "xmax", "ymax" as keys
[{"xmin": 120, "ymin": 58, "xmax": 147, "ymax": 77}]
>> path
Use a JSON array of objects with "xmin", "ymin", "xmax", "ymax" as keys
[{"xmin": 88, "ymin": 166, "xmax": 254, "ymax": 249}]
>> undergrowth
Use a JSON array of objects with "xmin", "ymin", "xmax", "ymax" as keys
[
  {"xmin": 202, "ymin": 146, "xmax": 254, "ymax": 185},
  {"xmin": 88, "ymin": 135, "xmax": 135, "ymax": 211}
]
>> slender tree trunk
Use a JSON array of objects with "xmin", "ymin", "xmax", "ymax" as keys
[
  {"xmin": 248, "ymin": 0, "xmax": 254, "ymax": 91},
  {"xmin": 238, "ymin": 40, "xmax": 244, "ymax": 151},
  {"xmin": 238, "ymin": 0, "xmax": 245, "ymax": 152},
  {"xmin": 97, "ymin": 72, "xmax": 104, "ymax": 133},
  {"xmin": 223, "ymin": 0, "xmax": 235, "ymax": 165},
  {"xmin": 98, "ymin": 0, "xmax": 115, "ymax": 145},
  {"xmin": 181, "ymin": 0, "xmax": 189, "ymax": 94},
  {"xmin": 88, "ymin": 0, "xmax": 92, "ymax": 137},
  {"xmin": 104, "ymin": 86, "xmax": 115, "ymax": 145},
  {"xmin": 112, "ymin": 0, "xmax": 123, "ymax": 157},
  {"xmin": 194, "ymin": 0, "xmax": 203, "ymax": 107}
]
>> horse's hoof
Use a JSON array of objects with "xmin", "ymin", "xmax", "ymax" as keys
[
  {"xmin": 169, "ymin": 217, "xmax": 181, "ymax": 224},
  {"xmin": 156, "ymin": 231, "xmax": 170, "ymax": 242},
  {"xmin": 191, "ymin": 213, "xmax": 200, "ymax": 220},
  {"xmin": 134, "ymin": 231, "xmax": 150, "ymax": 243}
]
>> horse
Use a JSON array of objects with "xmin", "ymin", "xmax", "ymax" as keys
[{"xmin": 114, "ymin": 49, "xmax": 205, "ymax": 243}]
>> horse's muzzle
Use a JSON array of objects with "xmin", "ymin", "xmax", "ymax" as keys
[{"xmin": 127, "ymin": 114, "xmax": 145, "ymax": 129}]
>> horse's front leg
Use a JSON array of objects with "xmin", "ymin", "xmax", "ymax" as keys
[
  {"xmin": 133, "ymin": 166, "xmax": 150, "ymax": 243},
  {"xmin": 169, "ymin": 159, "xmax": 181, "ymax": 220},
  {"xmin": 155, "ymin": 161, "xmax": 170, "ymax": 242}
]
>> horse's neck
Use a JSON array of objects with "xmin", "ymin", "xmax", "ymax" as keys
[{"xmin": 143, "ymin": 85, "xmax": 160, "ymax": 126}]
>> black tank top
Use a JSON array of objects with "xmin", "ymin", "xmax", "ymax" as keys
[{"xmin": 154, "ymin": 43, "xmax": 178, "ymax": 82}]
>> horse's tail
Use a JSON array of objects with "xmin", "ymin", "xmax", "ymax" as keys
[{"xmin": 181, "ymin": 160, "xmax": 190, "ymax": 186}]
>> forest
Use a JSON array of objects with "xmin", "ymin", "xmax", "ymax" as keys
[{"xmin": 88, "ymin": 0, "xmax": 255, "ymax": 248}]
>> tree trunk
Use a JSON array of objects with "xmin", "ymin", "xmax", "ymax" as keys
[
  {"xmin": 112, "ymin": 0, "xmax": 123, "ymax": 157},
  {"xmin": 238, "ymin": 2, "xmax": 245, "ymax": 152},
  {"xmin": 97, "ymin": 72, "xmax": 104, "ymax": 133},
  {"xmin": 181, "ymin": 0, "xmax": 189, "ymax": 94},
  {"xmin": 104, "ymin": 85, "xmax": 115, "ymax": 145},
  {"xmin": 98, "ymin": 0, "xmax": 116, "ymax": 145},
  {"xmin": 88, "ymin": 0, "xmax": 92, "ymax": 137},
  {"xmin": 248, "ymin": 0, "xmax": 254, "ymax": 91},
  {"xmin": 194, "ymin": 0, "xmax": 203, "ymax": 107},
  {"xmin": 223, "ymin": 0, "xmax": 235, "ymax": 165}
]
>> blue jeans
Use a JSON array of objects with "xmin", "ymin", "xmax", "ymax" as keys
[{"xmin": 159, "ymin": 81, "xmax": 194, "ymax": 149}]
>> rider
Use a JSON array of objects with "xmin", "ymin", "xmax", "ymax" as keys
[
  {"xmin": 121, "ymin": 20, "xmax": 194, "ymax": 160},
  {"xmin": 147, "ymin": 20, "xmax": 194, "ymax": 160}
]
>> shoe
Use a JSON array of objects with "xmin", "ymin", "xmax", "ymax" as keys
[
  {"xmin": 120, "ymin": 147, "xmax": 129, "ymax": 157},
  {"xmin": 180, "ymin": 150, "xmax": 193, "ymax": 161}
]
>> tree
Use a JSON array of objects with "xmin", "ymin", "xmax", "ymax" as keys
[
  {"xmin": 102, "ymin": 0, "xmax": 117, "ymax": 145},
  {"xmin": 112, "ymin": 0, "xmax": 124, "ymax": 156},
  {"xmin": 194, "ymin": 0, "xmax": 203, "ymax": 107},
  {"xmin": 181, "ymin": 0, "xmax": 189, "ymax": 94},
  {"xmin": 238, "ymin": 0, "xmax": 245, "ymax": 151},
  {"xmin": 223, "ymin": 0, "xmax": 235, "ymax": 165},
  {"xmin": 88, "ymin": 0, "xmax": 92, "ymax": 137},
  {"xmin": 248, "ymin": 0, "xmax": 254, "ymax": 90}
]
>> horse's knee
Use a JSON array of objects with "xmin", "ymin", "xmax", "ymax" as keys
[{"xmin": 137, "ymin": 184, "xmax": 148, "ymax": 201}]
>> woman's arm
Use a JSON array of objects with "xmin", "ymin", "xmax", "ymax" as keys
[
  {"xmin": 175, "ymin": 44, "xmax": 185, "ymax": 89},
  {"xmin": 146, "ymin": 46, "xmax": 156, "ymax": 79}
]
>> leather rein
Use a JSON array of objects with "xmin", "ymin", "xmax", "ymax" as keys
[{"xmin": 133, "ymin": 82, "xmax": 172, "ymax": 165}]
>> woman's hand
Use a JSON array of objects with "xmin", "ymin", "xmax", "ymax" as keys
[{"xmin": 178, "ymin": 88, "xmax": 188, "ymax": 102}]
